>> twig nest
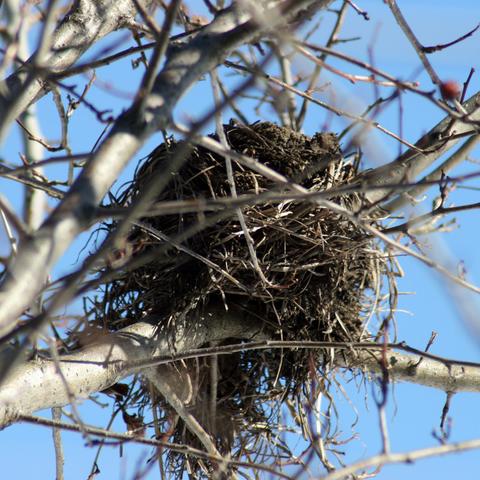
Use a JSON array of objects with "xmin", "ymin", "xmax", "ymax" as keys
[
  {"xmin": 93, "ymin": 121, "xmax": 387, "ymax": 476},
  {"xmin": 108, "ymin": 122, "xmax": 373, "ymax": 342}
]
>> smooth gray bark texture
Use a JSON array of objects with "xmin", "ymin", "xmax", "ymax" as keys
[
  {"xmin": 0, "ymin": 304, "xmax": 265, "ymax": 426},
  {"xmin": 362, "ymin": 91, "xmax": 480, "ymax": 209},
  {"xmin": 0, "ymin": 0, "xmax": 149, "ymax": 139},
  {"xmin": 2, "ymin": 307, "xmax": 480, "ymax": 427}
]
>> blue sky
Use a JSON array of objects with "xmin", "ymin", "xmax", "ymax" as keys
[{"xmin": 1, "ymin": 1, "xmax": 480, "ymax": 478}]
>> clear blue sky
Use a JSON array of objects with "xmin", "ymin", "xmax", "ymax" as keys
[{"xmin": 1, "ymin": 1, "xmax": 480, "ymax": 478}]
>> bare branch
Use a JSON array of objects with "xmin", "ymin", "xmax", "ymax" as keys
[
  {"xmin": 0, "ymin": 0, "xmax": 145, "ymax": 140},
  {"xmin": 16, "ymin": 415, "xmax": 295, "ymax": 479},
  {"xmin": 51, "ymin": 407, "xmax": 64, "ymax": 480},
  {"xmin": 3, "ymin": 312, "xmax": 480, "ymax": 428},
  {"xmin": 385, "ymin": 0, "xmax": 441, "ymax": 85},
  {"xmin": 322, "ymin": 438, "xmax": 480, "ymax": 480},
  {"xmin": 361, "ymin": 90, "xmax": 480, "ymax": 207},
  {"xmin": 382, "ymin": 134, "xmax": 480, "ymax": 214},
  {"xmin": 0, "ymin": 304, "xmax": 265, "ymax": 426}
]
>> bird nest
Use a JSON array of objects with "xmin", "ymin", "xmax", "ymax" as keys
[{"xmin": 89, "ymin": 121, "xmax": 391, "ymax": 477}]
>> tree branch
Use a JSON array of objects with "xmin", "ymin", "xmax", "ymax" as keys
[
  {"xmin": 361, "ymin": 90, "xmax": 480, "ymax": 208},
  {"xmin": 2, "ymin": 307, "xmax": 480, "ymax": 428},
  {"xmin": 323, "ymin": 437, "xmax": 480, "ymax": 480},
  {"xmin": 0, "ymin": 303, "xmax": 265, "ymax": 426},
  {"xmin": 0, "ymin": 0, "xmax": 147, "ymax": 140}
]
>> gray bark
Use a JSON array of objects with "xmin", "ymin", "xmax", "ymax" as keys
[
  {"xmin": 0, "ymin": 0, "xmax": 148, "ymax": 139},
  {"xmin": 0, "ymin": 304, "xmax": 264, "ymax": 426},
  {"xmin": 1, "ymin": 307, "xmax": 479, "ymax": 427},
  {"xmin": 361, "ymin": 91, "xmax": 480, "ymax": 209}
]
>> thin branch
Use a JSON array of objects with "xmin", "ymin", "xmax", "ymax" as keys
[
  {"xmin": 0, "ymin": 164, "xmax": 65, "ymax": 199},
  {"xmin": 0, "ymin": 202, "xmax": 18, "ymax": 255},
  {"xmin": 385, "ymin": 0, "xmax": 441, "ymax": 86},
  {"xmin": 423, "ymin": 23, "xmax": 480, "ymax": 54},
  {"xmin": 17, "ymin": 415, "xmax": 294, "ymax": 480},
  {"xmin": 382, "ymin": 134, "xmax": 480, "ymax": 214},
  {"xmin": 272, "ymin": 42, "xmax": 297, "ymax": 128},
  {"xmin": 383, "ymin": 201, "xmax": 480, "ymax": 235},
  {"xmin": 297, "ymin": 1, "xmax": 348, "ymax": 128},
  {"xmin": 211, "ymin": 70, "xmax": 269, "ymax": 285},
  {"xmin": 361, "ymin": 90, "xmax": 480, "ymax": 206},
  {"xmin": 0, "ymin": 0, "xmax": 140, "ymax": 140},
  {"xmin": 0, "ymin": 193, "xmax": 28, "ymax": 238},
  {"xmin": 51, "ymin": 407, "xmax": 64, "ymax": 480},
  {"xmin": 145, "ymin": 366, "xmax": 230, "ymax": 475},
  {"xmin": 296, "ymin": 42, "xmax": 457, "ymax": 115},
  {"xmin": 321, "ymin": 438, "xmax": 480, "ymax": 480},
  {"xmin": 0, "ymin": 153, "xmax": 89, "ymax": 177},
  {"xmin": 132, "ymin": 0, "xmax": 162, "ymax": 38},
  {"xmin": 345, "ymin": 0, "xmax": 369, "ymax": 21},
  {"xmin": 224, "ymin": 60, "xmax": 420, "ymax": 150}
]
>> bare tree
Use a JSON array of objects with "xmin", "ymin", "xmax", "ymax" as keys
[{"xmin": 1, "ymin": 1, "xmax": 480, "ymax": 478}]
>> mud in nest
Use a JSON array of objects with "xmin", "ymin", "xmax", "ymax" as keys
[{"xmin": 92, "ymin": 121, "xmax": 388, "ymax": 476}]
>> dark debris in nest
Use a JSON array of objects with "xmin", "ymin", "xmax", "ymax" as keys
[{"xmin": 89, "ymin": 121, "xmax": 390, "ymax": 477}]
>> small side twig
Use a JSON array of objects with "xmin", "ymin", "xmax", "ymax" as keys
[
  {"xmin": 345, "ymin": 0, "xmax": 369, "ymax": 21},
  {"xmin": 385, "ymin": 0, "xmax": 441, "ymax": 85},
  {"xmin": 51, "ymin": 407, "xmax": 64, "ymax": 480},
  {"xmin": 423, "ymin": 23, "xmax": 479, "ymax": 53}
]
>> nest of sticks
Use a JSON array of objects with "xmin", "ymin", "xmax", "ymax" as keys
[{"xmin": 90, "ymin": 121, "xmax": 391, "ymax": 477}]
